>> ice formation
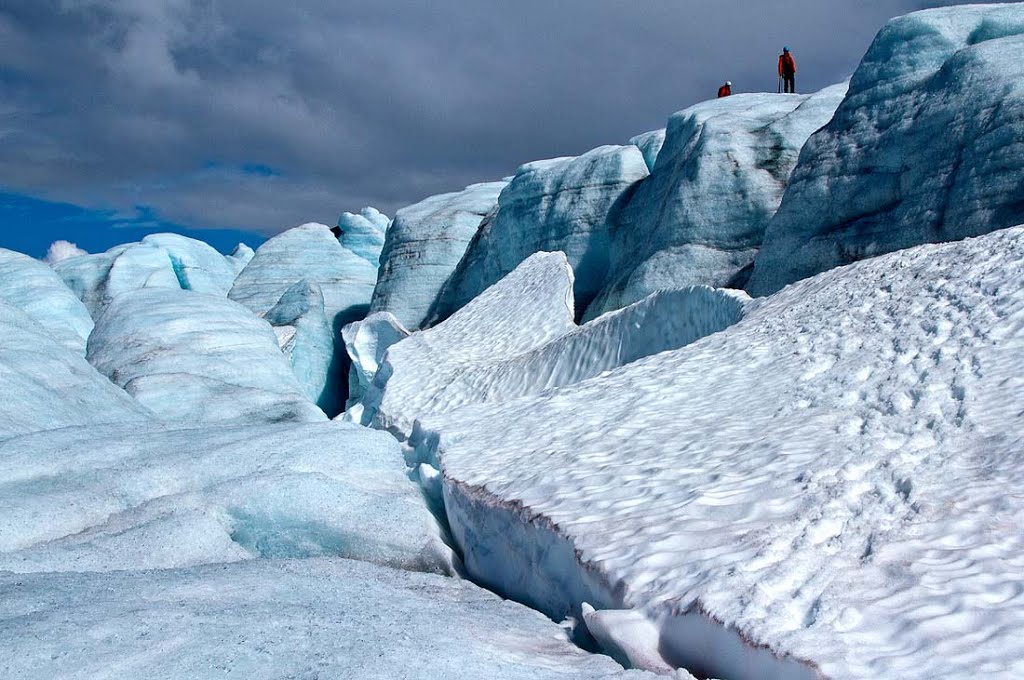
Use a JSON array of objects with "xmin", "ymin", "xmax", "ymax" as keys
[
  {"xmin": 88, "ymin": 288, "xmax": 325, "ymax": 424},
  {"xmin": 370, "ymin": 180, "xmax": 508, "ymax": 330},
  {"xmin": 341, "ymin": 311, "xmax": 410, "ymax": 422},
  {"xmin": 227, "ymin": 242, "xmax": 255, "ymax": 274},
  {"xmin": 749, "ymin": 4, "xmax": 1024, "ymax": 296},
  {"xmin": 0, "ymin": 303, "xmax": 151, "ymax": 440},
  {"xmin": 53, "ymin": 233, "xmax": 240, "ymax": 318},
  {"xmin": 628, "ymin": 129, "xmax": 666, "ymax": 173},
  {"xmin": 0, "ymin": 421, "xmax": 453, "ymax": 574},
  {"xmin": 337, "ymin": 206, "xmax": 390, "ymax": 265},
  {"xmin": 436, "ymin": 146, "xmax": 650, "ymax": 319},
  {"xmin": 0, "ymin": 248, "xmax": 94, "ymax": 354},
  {"xmin": 0, "ymin": 558, "xmax": 648, "ymax": 680},
  {"xmin": 587, "ymin": 85, "xmax": 846, "ymax": 319},
  {"xmin": 416, "ymin": 227, "xmax": 1024, "ymax": 679}
]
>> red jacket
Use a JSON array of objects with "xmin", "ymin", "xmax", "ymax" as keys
[
  {"xmin": 718, "ymin": 85, "xmax": 732, "ymax": 98},
  {"xmin": 779, "ymin": 52, "xmax": 796, "ymax": 76}
]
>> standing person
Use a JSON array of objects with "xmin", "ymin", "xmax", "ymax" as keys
[
  {"xmin": 717, "ymin": 81, "xmax": 732, "ymax": 98},
  {"xmin": 779, "ymin": 46, "xmax": 797, "ymax": 93}
]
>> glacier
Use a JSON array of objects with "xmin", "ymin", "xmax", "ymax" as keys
[
  {"xmin": 748, "ymin": 3, "xmax": 1024, "ymax": 296},
  {"xmin": 337, "ymin": 206, "xmax": 390, "ymax": 265},
  {"xmin": 436, "ymin": 146, "xmax": 650, "ymax": 320},
  {"xmin": 415, "ymin": 226, "xmax": 1024, "ymax": 679},
  {"xmin": 53, "ymin": 233, "xmax": 240, "ymax": 319},
  {"xmin": 0, "ymin": 247, "xmax": 94, "ymax": 355},
  {"xmin": 587, "ymin": 85, "xmax": 846, "ymax": 319},
  {"xmin": 370, "ymin": 180, "xmax": 508, "ymax": 330},
  {"xmin": 87, "ymin": 288, "xmax": 325, "ymax": 424},
  {"xmin": 341, "ymin": 311, "xmax": 410, "ymax": 423}
]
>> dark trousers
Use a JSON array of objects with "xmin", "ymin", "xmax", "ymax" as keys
[{"xmin": 783, "ymin": 73, "xmax": 796, "ymax": 93}]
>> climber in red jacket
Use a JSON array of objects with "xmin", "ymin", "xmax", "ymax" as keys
[
  {"xmin": 717, "ymin": 81, "xmax": 732, "ymax": 98},
  {"xmin": 779, "ymin": 47, "xmax": 797, "ymax": 93}
]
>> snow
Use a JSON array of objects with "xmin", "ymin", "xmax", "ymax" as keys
[
  {"xmin": 415, "ymin": 226, "xmax": 1024, "ymax": 679},
  {"xmin": 365, "ymin": 252, "xmax": 577, "ymax": 437},
  {"xmin": 0, "ymin": 421, "xmax": 453, "ymax": 574},
  {"xmin": 0, "ymin": 248, "xmax": 94, "ymax": 354},
  {"xmin": 370, "ymin": 180, "xmax": 508, "ymax": 330},
  {"xmin": 338, "ymin": 206, "xmax": 390, "ymax": 265},
  {"xmin": 341, "ymin": 311, "xmax": 410, "ymax": 423},
  {"xmin": 588, "ymin": 86, "xmax": 846, "ymax": 320},
  {"xmin": 749, "ymin": 4, "xmax": 1024, "ymax": 296},
  {"xmin": 0, "ymin": 303, "xmax": 151, "ymax": 440},
  {"xmin": 43, "ymin": 240, "xmax": 87, "ymax": 264},
  {"xmin": 87, "ymin": 288, "xmax": 326, "ymax": 424},
  {"xmin": 53, "ymin": 233, "xmax": 240, "ymax": 318},
  {"xmin": 436, "ymin": 146, "xmax": 650, "ymax": 319},
  {"xmin": 229, "ymin": 222, "xmax": 377, "ymax": 327},
  {"xmin": 0, "ymin": 558, "xmax": 648, "ymax": 680},
  {"xmin": 263, "ymin": 279, "xmax": 344, "ymax": 416}
]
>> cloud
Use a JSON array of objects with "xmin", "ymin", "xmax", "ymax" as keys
[{"xmin": 0, "ymin": 0, "xmax": 1006, "ymax": 236}]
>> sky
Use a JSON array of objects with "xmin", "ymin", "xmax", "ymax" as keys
[{"xmin": 0, "ymin": 0, "xmax": 998, "ymax": 258}]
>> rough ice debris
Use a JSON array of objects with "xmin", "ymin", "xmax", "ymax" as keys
[
  {"xmin": 437, "ymin": 146, "xmax": 650, "ymax": 319},
  {"xmin": 370, "ymin": 180, "xmax": 508, "ymax": 330},
  {"xmin": 43, "ymin": 240, "xmax": 87, "ymax": 264},
  {"xmin": 749, "ymin": 4, "xmax": 1024, "ymax": 296},
  {"xmin": 53, "ymin": 233, "xmax": 240, "ymax": 318},
  {"xmin": 338, "ymin": 206, "xmax": 390, "ymax": 265},
  {"xmin": 341, "ymin": 312, "xmax": 410, "ymax": 423},
  {"xmin": 88, "ymin": 288, "xmax": 326, "ymax": 424},
  {"xmin": 0, "ymin": 248, "xmax": 94, "ymax": 355},
  {"xmin": 367, "ymin": 252, "xmax": 577, "ymax": 438},
  {"xmin": 0, "ymin": 558, "xmax": 648, "ymax": 680},
  {"xmin": 588, "ymin": 86, "xmax": 846, "ymax": 319},
  {"xmin": 263, "ymin": 279, "xmax": 344, "ymax": 416},
  {"xmin": 0, "ymin": 421, "xmax": 453, "ymax": 574},
  {"xmin": 419, "ymin": 226, "xmax": 1024, "ymax": 679},
  {"xmin": 0, "ymin": 303, "xmax": 150, "ymax": 441}
]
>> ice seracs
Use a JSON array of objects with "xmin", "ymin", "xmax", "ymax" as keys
[
  {"xmin": 417, "ymin": 227, "xmax": 1024, "ymax": 679},
  {"xmin": 587, "ymin": 85, "xmax": 846, "ymax": 319},
  {"xmin": 337, "ymin": 206, "xmax": 390, "ymax": 265},
  {"xmin": 341, "ymin": 311, "xmax": 410, "ymax": 423},
  {"xmin": 0, "ymin": 248, "xmax": 94, "ymax": 354},
  {"xmin": 370, "ymin": 180, "xmax": 508, "ymax": 330},
  {"xmin": 87, "ymin": 288, "xmax": 325, "ymax": 424},
  {"xmin": 436, "ymin": 146, "xmax": 650, "ymax": 319},
  {"xmin": 748, "ymin": 4, "xmax": 1024, "ymax": 296}
]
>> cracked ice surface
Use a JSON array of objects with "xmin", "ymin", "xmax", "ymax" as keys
[
  {"xmin": 0, "ymin": 558, "xmax": 653, "ymax": 680},
  {"xmin": 749, "ymin": 4, "xmax": 1024, "ymax": 295},
  {"xmin": 0, "ymin": 421, "xmax": 453, "ymax": 575},
  {"xmin": 88, "ymin": 288, "xmax": 325, "ymax": 424},
  {"xmin": 422, "ymin": 227, "xmax": 1024, "ymax": 679}
]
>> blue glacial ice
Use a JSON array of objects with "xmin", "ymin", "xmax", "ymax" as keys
[
  {"xmin": 0, "ymin": 248, "xmax": 94, "ymax": 355},
  {"xmin": 338, "ymin": 206, "xmax": 390, "ymax": 265},
  {"xmin": 87, "ymin": 288, "xmax": 326, "ymax": 424},
  {"xmin": 748, "ymin": 4, "xmax": 1024, "ymax": 295},
  {"xmin": 628, "ymin": 129, "xmax": 666, "ymax": 173},
  {"xmin": 370, "ymin": 181, "xmax": 508, "ymax": 330},
  {"xmin": 341, "ymin": 312, "xmax": 410, "ymax": 423}
]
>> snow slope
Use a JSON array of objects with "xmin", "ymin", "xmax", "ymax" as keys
[
  {"xmin": 0, "ymin": 558, "xmax": 649, "ymax": 680},
  {"xmin": 0, "ymin": 303, "xmax": 151, "ymax": 440},
  {"xmin": 749, "ymin": 4, "xmax": 1024, "ymax": 296},
  {"xmin": 437, "ymin": 146, "xmax": 649, "ymax": 318},
  {"xmin": 338, "ymin": 206, "xmax": 390, "ymax": 265},
  {"xmin": 0, "ymin": 248, "xmax": 94, "ymax": 354},
  {"xmin": 53, "ymin": 233, "xmax": 239, "ymax": 318},
  {"xmin": 370, "ymin": 180, "xmax": 508, "ymax": 330},
  {"xmin": 88, "ymin": 288, "xmax": 325, "ymax": 424},
  {"xmin": 416, "ymin": 226, "xmax": 1024, "ymax": 679},
  {"xmin": 588, "ymin": 86, "xmax": 846, "ymax": 319},
  {"xmin": 0, "ymin": 421, "xmax": 452, "ymax": 574}
]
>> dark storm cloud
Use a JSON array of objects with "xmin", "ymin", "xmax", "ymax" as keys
[{"xmin": 0, "ymin": 0, "xmax": 997, "ymax": 234}]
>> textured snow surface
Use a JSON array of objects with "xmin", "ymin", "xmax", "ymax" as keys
[
  {"xmin": 88, "ymin": 288, "xmax": 325, "ymax": 424},
  {"xmin": 0, "ymin": 304, "xmax": 151, "ymax": 441},
  {"xmin": 338, "ymin": 206, "xmax": 390, "ymax": 265},
  {"xmin": 437, "ymin": 146, "xmax": 649, "ymax": 318},
  {"xmin": 0, "ymin": 248, "xmax": 94, "ymax": 354},
  {"xmin": 370, "ymin": 180, "xmax": 508, "ymax": 330},
  {"xmin": 229, "ymin": 222, "xmax": 376, "ymax": 326},
  {"xmin": 749, "ymin": 4, "xmax": 1024, "ymax": 296},
  {"xmin": 366, "ymin": 252, "xmax": 577, "ymax": 437},
  {"xmin": 0, "ymin": 421, "xmax": 452, "ymax": 574},
  {"xmin": 0, "ymin": 558, "xmax": 648, "ymax": 680},
  {"xmin": 588, "ymin": 86, "xmax": 846, "ymax": 319},
  {"xmin": 53, "ymin": 233, "xmax": 239, "ymax": 318},
  {"xmin": 419, "ymin": 227, "xmax": 1024, "ymax": 679}
]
